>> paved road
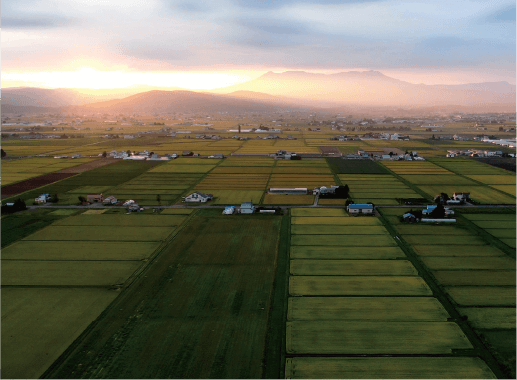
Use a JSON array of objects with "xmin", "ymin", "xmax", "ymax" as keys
[{"xmin": 26, "ymin": 203, "xmax": 516, "ymax": 211}]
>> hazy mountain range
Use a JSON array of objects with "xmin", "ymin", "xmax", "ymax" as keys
[{"xmin": 2, "ymin": 71, "xmax": 515, "ymax": 115}]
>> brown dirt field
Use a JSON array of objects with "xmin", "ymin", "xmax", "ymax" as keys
[
  {"xmin": 55, "ymin": 158, "xmax": 117, "ymax": 173},
  {"xmin": 1, "ymin": 173, "xmax": 76, "ymax": 199},
  {"xmin": 44, "ymin": 213, "xmax": 282, "ymax": 379}
]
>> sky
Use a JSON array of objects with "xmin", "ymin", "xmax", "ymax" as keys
[{"xmin": 2, "ymin": 0, "xmax": 516, "ymax": 89}]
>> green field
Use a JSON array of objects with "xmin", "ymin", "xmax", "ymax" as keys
[
  {"xmin": 446, "ymin": 286, "xmax": 516, "ymax": 306},
  {"xmin": 394, "ymin": 225, "xmax": 476, "ymax": 235},
  {"xmin": 196, "ymin": 190, "xmax": 264, "ymax": 204},
  {"xmin": 291, "ymin": 234, "xmax": 397, "ymax": 246},
  {"xmin": 291, "ymin": 225, "xmax": 389, "ymax": 235},
  {"xmin": 290, "ymin": 246, "xmax": 406, "ymax": 259},
  {"xmin": 433, "ymin": 271, "xmax": 516, "ymax": 286},
  {"xmin": 399, "ymin": 174, "xmax": 479, "ymax": 185},
  {"xmin": 285, "ymin": 357, "xmax": 496, "ymax": 379},
  {"xmin": 402, "ymin": 235, "xmax": 487, "ymax": 245},
  {"xmin": 326, "ymin": 158, "xmax": 390, "ymax": 174},
  {"xmin": 24, "ymin": 226, "xmax": 173, "ymax": 241},
  {"xmin": 411, "ymin": 245, "xmax": 506, "ymax": 256},
  {"xmin": 160, "ymin": 208, "xmax": 195, "ymax": 214},
  {"xmin": 2, "ymin": 261, "xmax": 143, "ymax": 286},
  {"xmin": 2, "ymin": 241, "xmax": 161, "ymax": 260},
  {"xmin": 149, "ymin": 164, "xmax": 217, "ymax": 173},
  {"xmin": 457, "ymin": 308, "xmax": 516, "ymax": 329},
  {"xmin": 291, "ymin": 216, "xmax": 382, "ymax": 225},
  {"xmin": 469, "ymin": 220, "xmax": 516, "ymax": 229},
  {"xmin": 466, "ymin": 175, "xmax": 516, "ymax": 185},
  {"xmin": 287, "ymin": 297, "xmax": 449, "ymax": 321},
  {"xmin": 290, "ymin": 276, "xmax": 432, "ymax": 296},
  {"xmin": 52, "ymin": 214, "xmax": 187, "ymax": 226},
  {"xmin": 290, "ymin": 208, "xmax": 348, "ymax": 217},
  {"xmin": 417, "ymin": 185, "xmax": 516, "ymax": 204},
  {"xmin": 1, "ymin": 288, "xmax": 118, "ymax": 379},
  {"xmin": 421, "ymin": 256, "xmax": 515, "ymax": 270},
  {"xmin": 263, "ymin": 194, "xmax": 315, "ymax": 205},
  {"xmin": 290, "ymin": 259, "xmax": 417, "ymax": 275},
  {"xmin": 286, "ymin": 321, "xmax": 472, "ymax": 354}
]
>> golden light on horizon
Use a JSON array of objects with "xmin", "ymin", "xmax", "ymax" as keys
[{"xmin": 2, "ymin": 68, "xmax": 255, "ymax": 90}]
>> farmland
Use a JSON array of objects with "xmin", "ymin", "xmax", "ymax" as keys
[
  {"xmin": 1, "ymin": 211, "xmax": 192, "ymax": 379},
  {"xmin": 1, "ymin": 130, "xmax": 515, "ymax": 379},
  {"xmin": 283, "ymin": 207, "xmax": 501, "ymax": 378},
  {"xmin": 379, "ymin": 207, "xmax": 516, "ymax": 377},
  {"xmin": 42, "ymin": 211, "xmax": 284, "ymax": 379}
]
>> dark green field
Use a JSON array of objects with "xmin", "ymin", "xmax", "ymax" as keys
[{"xmin": 326, "ymin": 158, "xmax": 390, "ymax": 174}]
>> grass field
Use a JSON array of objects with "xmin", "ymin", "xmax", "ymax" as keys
[
  {"xmin": 290, "ymin": 208, "xmax": 348, "ymax": 217},
  {"xmin": 286, "ymin": 321, "xmax": 471, "ymax": 354},
  {"xmin": 2, "ymin": 261, "xmax": 143, "ymax": 286},
  {"xmin": 290, "ymin": 276, "xmax": 431, "ymax": 296},
  {"xmin": 421, "ymin": 256, "xmax": 515, "ymax": 270},
  {"xmin": 287, "ymin": 297, "xmax": 449, "ymax": 321},
  {"xmin": 24, "ymin": 225, "xmax": 173, "ymax": 241},
  {"xmin": 400, "ymin": 175, "xmax": 479, "ymax": 185},
  {"xmin": 457, "ymin": 308, "xmax": 516, "ymax": 329},
  {"xmin": 432, "ymin": 271, "xmax": 516, "ymax": 286},
  {"xmin": 2, "ymin": 241, "xmax": 161, "ymax": 260},
  {"xmin": 446, "ymin": 287, "xmax": 516, "ymax": 306},
  {"xmin": 291, "ymin": 225, "xmax": 389, "ymax": 235},
  {"xmin": 160, "ymin": 208, "xmax": 195, "ymax": 214},
  {"xmin": 291, "ymin": 216, "xmax": 382, "ymax": 225},
  {"xmin": 290, "ymin": 259, "xmax": 417, "ymax": 275},
  {"xmin": 411, "ymin": 245, "xmax": 507, "ymax": 257},
  {"xmin": 285, "ymin": 357, "xmax": 495, "ymax": 379},
  {"xmin": 197, "ymin": 190, "xmax": 264, "ymax": 204},
  {"xmin": 263, "ymin": 194, "xmax": 315, "ymax": 205},
  {"xmin": 290, "ymin": 246, "xmax": 406, "ymax": 259},
  {"xmin": 466, "ymin": 175, "xmax": 516, "ymax": 185},
  {"xmin": 52, "ymin": 214, "xmax": 187, "ymax": 226},
  {"xmin": 1, "ymin": 288, "xmax": 119, "ymax": 379},
  {"xmin": 291, "ymin": 234, "xmax": 397, "ymax": 246},
  {"xmin": 402, "ymin": 235, "xmax": 487, "ymax": 245},
  {"xmin": 45, "ymin": 213, "xmax": 283, "ymax": 379},
  {"xmin": 416, "ymin": 185, "xmax": 516, "ymax": 204},
  {"xmin": 149, "ymin": 164, "xmax": 217, "ymax": 173},
  {"xmin": 326, "ymin": 158, "xmax": 390, "ymax": 174}
]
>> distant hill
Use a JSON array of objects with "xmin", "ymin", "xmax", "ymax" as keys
[
  {"xmin": 210, "ymin": 70, "xmax": 516, "ymax": 110},
  {"xmin": 66, "ymin": 90, "xmax": 312, "ymax": 114},
  {"xmin": 1, "ymin": 86, "xmax": 186, "ymax": 107}
]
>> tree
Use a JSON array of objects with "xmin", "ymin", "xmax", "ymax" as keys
[
  {"xmin": 53, "ymin": 194, "xmax": 59, "ymax": 203},
  {"xmin": 13, "ymin": 198, "xmax": 27, "ymax": 212},
  {"xmin": 156, "ymin": 194, "xmax": 161, "ymax": 204},
  {"xmin": 430, "ymin": 204, "xmax": 446, "ymax": 218},
  {"xmin": 78, "ymin": 196, "xmax": 87, "ymax": 204},
  {"xmin": 102, "ymin": 151, "xmax": 107, "ymax": 158},
  {"xmin": 342, "ymin": 184, "xmax": 350, "ymax": 198},
  {"xmin": 431, "ymin": 134, "xmax": 436, "ymax": 140},
  {"xmin": 126, "ymin": 150, "xmax": 132, "ymax": 156},
  {"xmin": 1, "ymin": 148, "xmax": 6, "ymax": 158}
]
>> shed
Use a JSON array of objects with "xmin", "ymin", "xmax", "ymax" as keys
[
  {"xmin": 87, "ymin": 194, "xmax": 103, "ymax": 203},
  {"xmin": 183, "ymin": 191, "xmax": 213, "ymax": 203},
  {"xmin": 346, "ymin": 203, "xmax": 374, "ymax": 214},
  {"xmin": 240, "ymin": 202, "xmax": 255, "ymax": 214}
]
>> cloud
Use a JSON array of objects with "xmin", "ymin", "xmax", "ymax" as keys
[
  {"xmin": 234, "ymin": 0, "xmax": 384, "ymax": 9},
  {"xmin": 483, "ymin": 4, "xmax": 516, "ymax": 23},
  {"xmin": 2, "ymin": 16, "xmax": 78, "ymax": 29}
]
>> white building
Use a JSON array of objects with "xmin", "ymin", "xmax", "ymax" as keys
[{"xmin": 183, "ymin": 192, "xmax": 213, "ymax": 203}]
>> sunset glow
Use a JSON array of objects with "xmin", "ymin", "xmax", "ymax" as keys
[{"xmin": 2, "ymin": 68, "xmax": 256, "ymax": 90}]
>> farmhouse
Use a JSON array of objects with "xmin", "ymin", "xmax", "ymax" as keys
[
  {"xmin": 240, "ymin": 202, "xmax": 255, "ymax": 214},
  {"xmin": 346, "ymin": 203, "xmax": 374, "ymax": 215},
  {"xmin": 269, "ymin": 188, "xmax": 308, "ymax": 195},
  {"xmin": 87, "ymin": 194, "xmax": 103, "ymax": 203},
  {"xmin": 183, "ymin": 191, "xmax": 213, "ymax": 203},
  {"xmin": 102, "ymin": 196, "xmax": 118, "ymax": 205},
  {"xmin": 453, "ymin": 192, "xmax": 471, "ymax": 202},
  {"xmin": 402, "ymin": 213, "xmax": 418, "ymax": 223}
]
